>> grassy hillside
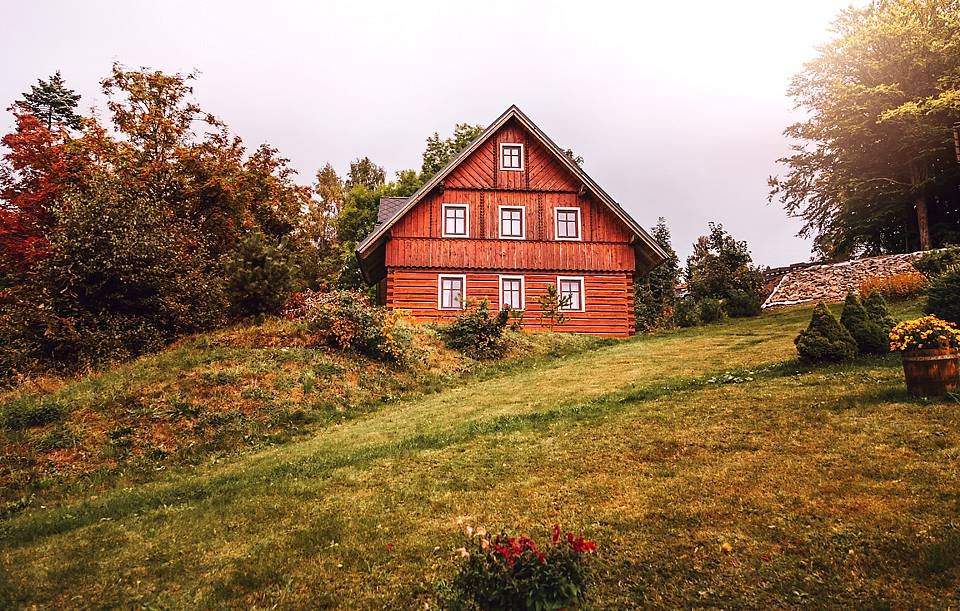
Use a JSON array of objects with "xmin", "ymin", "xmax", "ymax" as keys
[{"xmin": 3, "ymin": 300, "xmax": 959, "ymax": 608}]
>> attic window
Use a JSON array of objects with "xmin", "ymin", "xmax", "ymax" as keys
[
  {"xmin": 500, "ymin": 143, "xmax": 523, "ymax": 171},
  {"xmin": 442, "ymin": 204, "xmax": 469, "ymax": 237}
]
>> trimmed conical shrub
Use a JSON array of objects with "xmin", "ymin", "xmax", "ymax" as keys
[
  {"xmin": 839, "ymin": 292, "xmax": 887, "ymax": 354},
  {"xmin": 863, "ymin": 291, "xmax": 895, "ymax": 335},
  {"xmin": 795, "ymin": 302, "xmax": 858, "ymax": 363}
]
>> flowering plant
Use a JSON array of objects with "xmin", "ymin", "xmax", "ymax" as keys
[
  {"xmin": 888, "ymin": 315, "xmax": 960, "ymax": 352},
  {"xmin": 453, "ymin": 525, "xmax": 596, "ymax": 610}
]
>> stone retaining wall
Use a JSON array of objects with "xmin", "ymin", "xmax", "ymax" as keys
[{"xmin": 762, "ymin": 251, "xmax": 926, "ymax": 308}]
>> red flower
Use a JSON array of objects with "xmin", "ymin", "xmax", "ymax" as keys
[{"xmin": 552, "ymin": 524, "xmax": 561, "ymax": 545}]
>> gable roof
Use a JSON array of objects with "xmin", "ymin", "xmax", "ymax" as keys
[
  {"xmin": 376, "ymin": 196, "xmax": 408, "ymax": 225},
  {"xmin": 356, "ymin": 105, "xmax": 668, "ymax": 269}
]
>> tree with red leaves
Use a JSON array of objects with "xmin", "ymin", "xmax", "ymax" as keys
[{"xmin": 0, "ymin": 109, "xmax": 71, "ymax": 276}]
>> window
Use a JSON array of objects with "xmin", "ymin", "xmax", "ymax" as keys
[
  {"xmin": 438, "ymin": 274, "xmax": 466, "ymax": 310},
  {"xmin": 442, "ymin": 204, "xmax": 469, "ymax": 237},
  {"xmin": 555, "ymin": 207, "xmax": 581, "ymax": 241},
  {"xmin": 557, "ymin": 276, "xmax": 585, "ymax": 312},
  {"xmin": 500, "ymin": 143, "xmax": 523, "ymax": 171},
  {"xmin": 499, "ymin": 276, "xmax": 525, "ymax": 310},
  {"xmin": 498, "ymin": 206, "xmax": 525, "ymax": 239}
]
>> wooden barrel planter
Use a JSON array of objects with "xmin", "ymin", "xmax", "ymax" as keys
[{"xmin": 902, "ymin": 347, "xmax": 960, "ymax": 397}]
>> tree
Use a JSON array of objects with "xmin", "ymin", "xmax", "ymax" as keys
[
  {"xmin": 769, "ymin": 0, "xmax": 960, "ymax": 258},
  {"xmin": 421, "ymin": 123, "xmax": 484, "ymax": 179},
  {"xmin": 345, "ymin": 157, "xmax": 385, "ymax": 190},
  {"xmin": 0, "ymin": 110, "xmax": 73, "ymax": 275},
  {"xmin": 225, "ymin": 232, "xmax": 298, "ymax": 316},
  {"xmin": 634, "ymin": 217, "xmax": 679, "ymax": 331},
  {"xmin": 685, "ymin": 223, "xmax": 765, "ymax": 317},
  {"xmin": 19, "ymin": 71, "xmax": 83, "ymax": 131}
]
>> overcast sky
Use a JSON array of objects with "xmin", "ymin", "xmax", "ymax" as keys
[{"xmin": 2, "ymin": 0, "xmax": 857, "ymax": 266}]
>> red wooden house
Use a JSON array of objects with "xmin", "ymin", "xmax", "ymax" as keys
[{"xmin": 356, "ymin": 106, "xmax": 667, "ymax": 337}]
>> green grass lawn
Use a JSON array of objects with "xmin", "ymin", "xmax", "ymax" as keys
[{"xmin": 2, "ymin": 300, "xmax": 959, "ymax": 608}]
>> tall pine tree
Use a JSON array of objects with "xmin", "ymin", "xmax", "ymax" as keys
[{"xmin": 20, "ymin": 71, "xmax": 83, "ymax": 131}]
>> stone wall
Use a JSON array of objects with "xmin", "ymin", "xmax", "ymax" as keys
[{"xmin": 762, "ymin": 251, "xmax": 926, "ymax": 308}]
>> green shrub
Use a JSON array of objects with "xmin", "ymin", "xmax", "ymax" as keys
[
  {"xmin": 863, "ymin": 291, "xmax": 896, "ymax": 335},
  {"xmin": 634, "ymin": 218, "xmax": 680, "ymax": 332},
  {"xmin": 225, "ymin": 232, "xmax": 298, "ymax": 317},
  {"xmin": 297, "ymin": 290, "xmax": 411, "ymax": 363},
  {"xmin": 674, "ymin": 297, "xmax": 700, "ymax": 327},
  {"xmin": 913, "ymin": 246, "xmax": 960, "ymax": 277},
  {"xmin": 725, "ymin": 289, "xmax": 763, "ymax": 318},
  {"xmin": 697, "ymin": 298, "xmax": 725, "ymax": 324},
  {"xmin": 925, "ymin": 267, "xmax": 960, "ymax": 325},
  {"xmin": 839, "ymin": 292, "xmax": 888, "ymax": 354},
  {"xmin": 1, "ymin": 398, "xmax": 65, "ymax": 430},
  {"xmin": 441, "ymin": 300, "xmax": 510, "ymax": 360},
  {"xmin": 795, "ymin": 302, "xmax": 858, "ymax": 363}
]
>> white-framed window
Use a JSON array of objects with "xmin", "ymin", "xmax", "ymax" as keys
[
  {"xmin": 499, "ymin": 143, "xmax": 524, "ymax": 171},
  {"xmin": 442, "ymin": 204, "xmax": 469, "ymax": 238},
  {"xmin": 557, "ymin": 276, "xmax": 585, "ymax": 312},
  {"xmin": 438, "ymin": 274, "xmax": 466, "ymax": 310},
  {"xmin": 499, "ymin": 275, "xmax": 525, "ymax": 311},
  {"xmin": 498, "ymin": 206, "xmax": 526, "ymax": 239},
  {"xmin": 554, "ymin": 207, "xmax": 582, "ymax": 241}
]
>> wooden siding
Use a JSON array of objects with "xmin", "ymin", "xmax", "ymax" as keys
[
  {"xmin": 386, "ymin": 238, "xmax": 634, "ymax": 271},
  {"xmin": 390, "ymin": 191, "xmax": 633, "ymax": 245},
  {"xmin": 387, "ymin": 269, "xmax": 635, "ymax": 337},
  {"xmin": 444, "ymin": 118, "xmax": 581, "ymax": 192}
]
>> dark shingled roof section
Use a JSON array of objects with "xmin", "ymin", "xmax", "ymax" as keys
[{"xmin": 376, "ymin": 196, "xmax": 408, "ymax": 226}]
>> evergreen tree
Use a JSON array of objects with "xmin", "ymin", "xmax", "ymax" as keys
[
  {"xmin": 863, "ymin": 291, "xmax": 896, "ymax": 335},
  {"xmin": 795, "ymin": 302, "xmax": 858, "ymax": 362},
  {"xmin": 840, "ymin": 292, "xmax": 888, "ymax": 354},
  {"xmin": 421, "ymin": 123, "xmax": 484, "ymax": 180},
  {"xmin": 635, "ymin": 217, "xmax": 679, "ymax": 331},
  {"xmin": 225, "ymin": 232, "xmax": 298, "ymax": 316},
  {"xmin": 19, "ymin": 71, "xmax": 83, "ymax": 131}
]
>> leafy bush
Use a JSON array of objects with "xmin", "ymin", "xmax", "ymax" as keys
[
  {"xmin": 795, "ymin": 302, "xmax": 858, "ymax": 363},
  {"xmin": 296, "ymin": 290, "xmax": 411, "ymax": 363},
  {"xmin": 913, "ymin": 246, "xmax": 960, "ymax": 277},
  {"xmin": 858, "ymin": 271, "xmax": 928, "ymax": 301},
  {"xmin": 863, "ymin": 291, "xmax": 896, "ymax": 335},
  {"xmin": 1, "ymin": 398, "xmax": 65, "ymax": 430},
  {"xmin": 453, "ymin": 525, "xmax": 596, "ymax": 610},
  {"xmin": 441, "ymin": 299, "xmax": 510, "ymax": 360},
  {"xmin": 724, "ymin": 289, "xmax": 763, "ymax": 318},
  {"xmin": 225, "ymin": 232, "xmax": 298, "ymax": 317},
  {"xmin": 839, "ymin": 292, "xmax": 888, "ymax": 354},
  {"xmin": 674, "ymin": 297, "xmax": 700, "ymax": 327},
  {"xmin": 697, "ymin": 298, "xmax": 725, "ymax": 324},
  {"xmin": 925, "ymin": 267, "xmax": 960, "ymax": 325}
]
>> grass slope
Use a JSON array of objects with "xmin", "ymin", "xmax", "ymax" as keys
[{"xmin": 2, "ymin": 301, "xmax": 959, "ymax": 608}]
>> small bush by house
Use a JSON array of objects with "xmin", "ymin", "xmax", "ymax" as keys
[
  {"xmin": 294, "ymin": 290, "xmax": 412, "ymax": 363},
  {"xmin": 698, "ymin": 298, "xmax": 725, "ymax": 324},
  {"xmin": 441, "ymin": 299, "xmax": 510, "ymax": 360},
  {"xmin": 795, "ymin": 302, "xmax": 858, "ymax": 362},
  {"xmin": 858, "ymin": 271, "xmax": 928, "ymax": 301}
]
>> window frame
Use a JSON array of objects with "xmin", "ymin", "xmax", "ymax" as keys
[
  {"xmin": 437, "ymin": 274, "xmax": 467, "ymax": 310},
  {"xmin": 554, "ymin": 207, "xmax": 582, "ymax": 241},
  {"xmin": 498, "ymin": 275, "xmax": 525, "ymax": 311},
  {"xmin": 499, "ymin": 143, "xmax": 524, "ymax": 171},
  {"xmin": 497, "ymin": 205, "xmax": 526, "ymax": 240},
  {"xmin": 441, "ymin": 203, "xmax": 470, "ymax": 238},
  {"xmin": 556, "ymin": 275, "xmax": 586, "ymax": 312}
]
